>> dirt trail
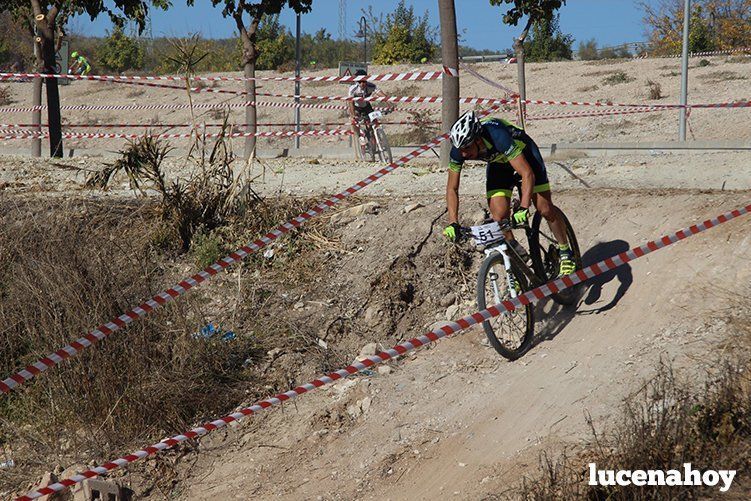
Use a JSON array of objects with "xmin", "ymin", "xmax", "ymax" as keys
[
  {"xmin": 174, "ymin": 181, "xmax": 750, "ymax": 500},
  {"xmin": 2, "ymin": 53, "xmax": 750, "ymax": 499}
]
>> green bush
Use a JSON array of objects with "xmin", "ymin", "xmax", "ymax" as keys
[
  {"xmin": 97, "ymin": 27, "xmax": 144, "ymax": 73},
  {"xmin": 602, "ymin": 71, "xmax": 635, "ymax": 85},
  {"xmin": 524, "ymin": 14, "xmax": 574, "ymax": 62},
  {"xmin": 371, "ymin": 0, "xmax": 435, "ymax": 64},
  {"xmin": 192, "ymin": 230, "xmax": 225, "ymax": 268}
]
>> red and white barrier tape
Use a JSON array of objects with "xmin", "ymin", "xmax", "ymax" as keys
[
  {"xmin": 0, "ymin": 128, "xmax": 351, "ymax": 140},
  {"xmin": 0, "ymin": 99, "xmax": 390, "ymax": 114},
  {"xmin": 0, "ymin": 121, "xmax": 440, "ymax": 129},
  {"xmin": 3, "ymin": 97, "xmax": 747, "ymax": 115},
  {"xmin": 636, "ymin": 47, "xmax": 751, "ymax": 59},
  {"xmin": 0, "ymin": 67, "xmax": 457, "ymax": 84},
  {"xmin": 0, "ymin": 103, "xmax": 504, "ymax": 396},
  {"xmin": 522, "ymin": 98, "xmax": 751, "ymax": 109},
  {"xmin": 460, "ymin": 63, "xmax": 519, "ymax": 98},
  {"xmin": 16, "ymin": 201, "xmax": 751, "ymax": 501},
  {"xmin": 527, "ymin": 107, "xmax": 669, "ymax": 121}
]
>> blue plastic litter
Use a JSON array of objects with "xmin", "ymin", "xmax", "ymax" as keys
[{"xmin": 193, "ymin": 323, "xmax": 236, "ymax": 342}]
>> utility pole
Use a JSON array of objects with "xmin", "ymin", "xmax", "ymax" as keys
[
  {"xmin": 438, "ymin": 0, "xmax": 459, "ymax": 168},
  {"xmin": 679, "ymin": 0, "xmax": 691, "ymax": 141}
]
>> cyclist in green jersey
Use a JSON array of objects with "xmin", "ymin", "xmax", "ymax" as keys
[
  {"xmin": 69, "ymin": 51, "xmax": 91, "ymax": 76},
  {"xmin": 442, "ymin": 111, "xmax": 576, "ymax": 278}
]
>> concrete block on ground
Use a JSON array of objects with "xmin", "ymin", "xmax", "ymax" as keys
[{"xmin": 71, "ymin": 478, "xmax": 128, "ymax": 501}]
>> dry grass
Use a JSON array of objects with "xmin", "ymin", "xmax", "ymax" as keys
[
  {"xmin": 602, "ymin": 71, "xmax": 635, "ymax": 86},
  {"xmin": 0, "ymin": 198, "xmax": 263, "ymax": 494},
  {"xmin": 389, "ymin": 109, "xmax": 439, "ymax": 146},
  {"xmin": 86, "ymin": 127, "xmax": 249, "ymax": 251},
  {"xmin": 125, "ymin": 88, "xmax": 146, "ymax": 98},
  {"xmin": 646, "ymin": 80, "xmax": 663, "ymax": 100},
  {"xmin": 698, "ymin": 70, "xmax": 747, "ymax": 83},
  {"xmin": 508, "ymin": 314, "xmax": 751, "ymax": 500},
  {"xmin": 0, "ymin": 86, "xmax": 12, "ymax": 106},
  {"xmin": 0, "ymin": 189, "xmax": 340, "ymax": 496}
]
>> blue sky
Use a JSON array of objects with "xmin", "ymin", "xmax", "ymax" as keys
[{"xmin": 71, "ymin": 1, "xmax": 647, "ymax": 51}]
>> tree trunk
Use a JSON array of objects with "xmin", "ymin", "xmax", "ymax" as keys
[
  {"xmin": 32, "ymin": 77, "xmax": 42, "ymax": 157},
  {"xmin": 438, "ymin": 0, "xmax": 459, "ymax": 168},
  {"xmin": 237, "ymin": 16, "xmax": 259, "ymax": 160},
  {"xmin": 514, "ymin": 18, "xmax": 533, "ymax": 130},
  {"xmin": 31, "ymin": 5, "xmax": 63, "ymax": 158}
]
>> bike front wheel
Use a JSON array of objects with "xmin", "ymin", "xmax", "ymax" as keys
[
  {"xmin": 528, "ymin": 208, "xmax": 583, "ymax": 306},
  {"xmin": 375, "ymin": 126, "xmax": 393, "ymax": 164},
  {"xmin": 476, "ymin": 252, "xmax": 535, "ymax": 360}
]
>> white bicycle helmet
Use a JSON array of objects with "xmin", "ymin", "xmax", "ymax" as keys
[{"xmin": 450, "ymin": 111, "xmax": 481, "ymax": 149}]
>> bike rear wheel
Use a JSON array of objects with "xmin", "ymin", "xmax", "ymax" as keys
[
  {"xmin": 528, "ymin": 209, "xmax": 582, "ymax": 305},
  {"xmin": 476, "ymin": 252, "xmax": 535, "ymax": 360}
]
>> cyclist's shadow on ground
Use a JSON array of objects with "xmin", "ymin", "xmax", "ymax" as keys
[{"xmin": 531, "ymin": 239, "xmax": 634, "ymax": 348}]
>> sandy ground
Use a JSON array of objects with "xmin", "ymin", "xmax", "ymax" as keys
[
  {"xmin": 174, "ymin": 184, "xmax": 751, "ymax": 501},
  {"xmin": 2, "ymin": 56, "xmax": 751, "ymax": 500}
]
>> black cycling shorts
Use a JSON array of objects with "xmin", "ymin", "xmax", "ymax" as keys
[{"xmin": 486, "ymin": 140, "xmax": 550, "ymax": 198}]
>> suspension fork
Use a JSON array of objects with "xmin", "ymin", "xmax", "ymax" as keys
[{"xmin": 485, "ymin": 244, "xmax": 518, "ymax": 300}]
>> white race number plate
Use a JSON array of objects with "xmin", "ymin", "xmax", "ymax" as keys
[{"xmin": 469, "ymin": 221, "xmax": 504, "ymax": 246}]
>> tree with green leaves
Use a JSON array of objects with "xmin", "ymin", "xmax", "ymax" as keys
[
  {"xmin": 577, "ymin": 38, "xmax": 598, "ymax": 60},
  {"xmin": 255, "ymin": 13, "xmax": 294, "ymax": 70},
  {"xmin": 370, "ymin": 0, "xmax": 435, "ymax": 64},
  {"xmin": 0, "ymin": 0, "xmax": 168, "ymax": 157},
  {"xmin": 488, "ymin": 0, "xmax": 567, "ymax": 127},
  {"xmin": 189, "ymin": 0, "xmax": 313, "ymax": 160},
  {"xmin": 641, "ymin": 1, "xmax": 751, "ymax": 55},
  {"xmin": 98, "ymin": 25, "xmax": 144, "ymax": 72},
  {"xmin": 524, "ymin": 13, "xmax": 573, "ymax": 61}
]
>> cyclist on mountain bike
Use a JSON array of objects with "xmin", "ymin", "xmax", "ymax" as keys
[
  {"xmin": 347, "ymin": 69, "xmax": 389, "ymax": 148},
  {"xmin": 68, "ymin": 51, "xmax": 91, "ymax": 76},
  {"xmin": 442, "ymin": 111, "xmax": 576, "ymax": 278}
]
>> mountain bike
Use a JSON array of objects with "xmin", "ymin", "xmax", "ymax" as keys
[
  {"xmin": 355, "ymin": 110, "xmax": 392, "ymax": 164},
  {"xmin": 461, "ymin": 200, "xmax": 582, "ymax": 360}
]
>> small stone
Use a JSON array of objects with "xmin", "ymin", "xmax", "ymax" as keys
[
  {"xmin": 445, "ymin": 304, "xmax": 460, "ymax": 320},
  {"xmin": 403, "ymin": 202, "xmax": 424, "ymax": 214},
  {"xmin": 377, "ymin": 365, "xmax": 393, "ymax": 376},
  {"xmin": 360, "ymin": 397, "xmax": 372, "ymax": 414},
  {"xmin": 293, "ymin": 301, "xmax": 305, "ymax": 310},
  {"xmin": 359, "ymin": 342, "xmax": 378, "ymax": 358},
  {"xmin": 346, "ymin": 403, "xmax": 362, "ymax": 419},
  {"xmin": 429, "ymin": 321, "xmax": 453, "ymax": 331},
  {"xmin": 363, "ymin": 306, "xmax": 380, "ymax": 325},
  {"xmin": 439, "ymin": 292, "xmax": 456, "ymax": 308}
]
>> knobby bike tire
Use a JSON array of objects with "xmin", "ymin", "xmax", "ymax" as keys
[
  {"xmin": 375, "ymin": 126, "xmax": 393, "ymax": 164},
  {"xmin": 366, "ymin": 126, "xmax": 376, "ymax": 162},
  {"xmin": 476, "ymin": 252, "xmax": 535, "ymax": 360},
  {"xmin": 528, "ymin": 208, "xmax": 583, "ymax": 306}
]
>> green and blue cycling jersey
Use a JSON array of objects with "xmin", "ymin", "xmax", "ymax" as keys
[{"xmin": 448, "ymin": 117, "xmax": 550, "ymax": 198}]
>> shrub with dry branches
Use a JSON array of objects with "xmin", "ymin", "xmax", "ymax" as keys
[
  {"xmin": 0, "ymin": 86, "xmax": 12, "ymax": 106},
  {"xmin": 87, "ymin": 120, "xmax": 254, "ymax": 251}
]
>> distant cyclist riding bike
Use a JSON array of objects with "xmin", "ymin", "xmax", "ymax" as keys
[
  {"xmin": 347, "ymin": 70, "xmax": 393, "ymax": 162},
  {"xmin": 68, "ymin": 51, "xmax": 91, "ymax": 76}
]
